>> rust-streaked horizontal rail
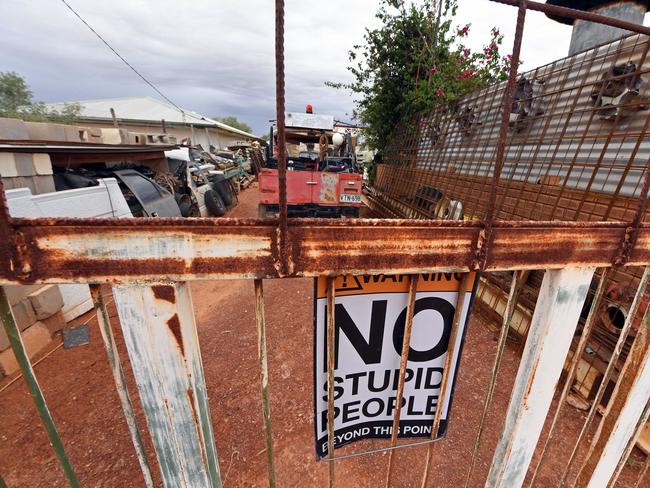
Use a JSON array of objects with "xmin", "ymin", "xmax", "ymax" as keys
[
  {"xmin": 491, "ymin": 0, "xmax": 650, "ymax": 36},
  {"xmin": 2, "ymin": 217, "xmax": 650, "ymax": 284}
]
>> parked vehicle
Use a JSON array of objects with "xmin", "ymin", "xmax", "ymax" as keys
[
  {"xmin": 53, "ymin": 167, "xmax": 181, "ymax": 217},
  {"xmin": 258, "ymin": 111, "xmax": 363, "ymax": 218}
]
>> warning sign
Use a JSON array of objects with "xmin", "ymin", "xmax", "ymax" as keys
[{"xmin": 314, "ymin": 272, "xmax": 476, "ymax": 458}]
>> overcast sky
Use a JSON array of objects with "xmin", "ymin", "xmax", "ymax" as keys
[{"xmin": 0, "ymin": 0, "xmax": 624, "ymax": 135}]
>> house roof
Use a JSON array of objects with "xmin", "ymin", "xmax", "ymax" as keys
[{"xmin": 45, "ymin": 96, "xmax": 258, "ymax": 140}]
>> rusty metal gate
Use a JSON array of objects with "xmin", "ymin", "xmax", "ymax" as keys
[{"xmin": 1, "ymin": 1, "xmax": 650, "ymax": 487}]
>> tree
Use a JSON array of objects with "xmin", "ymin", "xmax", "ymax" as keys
[
  {"xmin": 0, "ymin": 71, "xmax": 32, "ymax": 113},
  {"xmin": 260, "ymin": 133, "xmax": 270, "ymax": 142},
  {"xmin": 213, "ymin": 115, "xmax": 252, "ymax": 134},
  {"xmin": 0, "ymin": 71, "xmax": 81, "ymax": 123},
  {"xmin": 327, "ymin": 0, "xmax": 512, "ymax": 153}
]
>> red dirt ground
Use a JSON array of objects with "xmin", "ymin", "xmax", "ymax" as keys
[{"xmin": 0, "ymin": 185, "xmax": 647, "ymax": 487}]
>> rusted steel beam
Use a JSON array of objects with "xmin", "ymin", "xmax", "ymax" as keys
[
  {"xmin": 2, "ymin": 219, "xmax": 650, "ymax": 283},
  {"xmin": 491, "ymin": 0, "xmax": 650, "ymax": 36}
]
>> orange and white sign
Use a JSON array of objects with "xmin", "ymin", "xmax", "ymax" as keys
[{"xmin": 314, "ymin": 272, "xmax": 476, "ymax": 457}]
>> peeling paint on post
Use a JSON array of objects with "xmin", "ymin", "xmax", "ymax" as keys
[
  {"xmin": 575, "ymin": 301, "xmax": 650, "ymax": 488},
  {"xmin": 112, "ymin": 283, "xmax": 222, "ymax": 488},
  {"xmin": 485, "ymin": 267, "xmax": 595, "ymax": 488}
]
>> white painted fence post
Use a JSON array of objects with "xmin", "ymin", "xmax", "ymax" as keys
[
  {"xmin": 113, "ymin": 283, "xmax": 222, "ymax": 488},
  {"xmin": 485, "ymin": 267, "xmax": 595, "ymax": 488},
  {"xmin": 574, "ymin": 301, "xmax": 650, "ymax": 488}
]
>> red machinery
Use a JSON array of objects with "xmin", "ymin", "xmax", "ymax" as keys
[{"xmin": 258, "ymin": 111, "xmax": 362, "ymax": 218}]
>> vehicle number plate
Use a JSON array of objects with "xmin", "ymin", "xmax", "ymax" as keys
[{"xmin": 340, "ymin": 193, "xmax": 361, "ymax": 203}]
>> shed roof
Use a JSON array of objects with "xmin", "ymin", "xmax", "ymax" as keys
[{"xmin": 45, "ymin": 96, "xmax": 258, "ymax": 140}]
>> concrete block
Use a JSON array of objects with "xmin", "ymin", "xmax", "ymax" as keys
[
  {"xmin": 11, "ymin": 299, "xmax": 37, "ymax": 331},
  {"xmin": 33, "ymin": 175, "xmax": 56, "ymax": 194},
  {"xmin": 13, "ymin": 153, "xmax": 34, "ymax": 177},
  {"xmin": 0, "ymin": 326, "xmax": 8, "ymax": 351},
  {"xmin": 41, "ymin": 310, "xmax": 66, "ymax": 336},
  {"xmin": 32, "ymin": 153, "xmax": 53, "ymax": 175},
  {"xmin": 128, "ymin": 132, "xmax": 147, "ymax": 145},
  {"xmin": 28, "ymin": 285, "xmax": 64, "ymax": 320},
  {"xmin": 0, "ymin": 118, "xmax": 29, "ymax": 140},
  {"xmin": 101, "ymin": 128, "xmax": 128, "ymax": 144},
  {"xmin": 3, "ymin": 285, "xmax": 45, "ymax": 306},
  {"xmin": 0, "ymin": 322, "xmax": 51, "ymax": 376},
  {"xmin": 1, "ymin": 176, "xmax": 35, "ymax": 193},
  {"xmin": 46, "ymin": 124, "xmax": 66, "ymax": 142},
  {"xmin": 24, "ymin": 121, "xmax": 51, "ymax": 140},
  {"xmin": 64, "ymin": 125, "xmax": 81, "ymax": 142},
  {"xmin": 0, "ymin": 153, "xmax": 19, "ymax": 177}
]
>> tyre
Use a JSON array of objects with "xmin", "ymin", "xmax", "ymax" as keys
[
  {"xmin": 205, "ymin": 189, "xmax": 226, "ymax": 216},
  {"xmin": 177, "ymin": 194, "xmax": 198, "ymax": 217},
  {"xmin": 213, "ymin": 178, "xmax": 233, "ymax": 206}
]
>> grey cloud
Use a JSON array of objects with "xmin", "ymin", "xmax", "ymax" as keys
[{"xmin": 1, "ymin": 0, "xmax": 582, "ymax": 136}]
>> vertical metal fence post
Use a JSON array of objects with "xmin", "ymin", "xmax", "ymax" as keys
[
  {"xmin": 254, "ymin": 279, "xmax": 277, "ymax": 488},
  {"xmin": 527, "ymin": 269, "xmax": 610, "ymax": 487},
  {"xmin": 421, "ymin": 273, "xmax": 471, "ymax": 488},
  {"xmin": 112, "ymin": 283, "xmax": 221, "ymax": 488},
  {"xmin": 326, "ymin": 277, "xmax": 336, "ymax": 488},
  {"xmin": 574, "ymin": 301, "xmax": 650, "ymax": 488},
  {"xmin": 89, "ymin": 285, "xmax": 155, "ymax": 488},
  {"xmin": 559, "ymin": 266, "xmax": 650, "ymax": 487},
  {"xmin": 485, "ymin": 266, "xmax": 595, "ymax": 488},
  {"xmin": 385, "ymin": 274, "xmax": 419, "ymax": 488},
  {"xmin": 274, "ymin": 0, "xmax": 289, "ymax": 276},
  {"xmin": 0, "ymin": 288, "xmax": 80, "ymax": 488},
  {"xmin": 464, "ymin": 270, "xmax": 526, "ymax": 488}
]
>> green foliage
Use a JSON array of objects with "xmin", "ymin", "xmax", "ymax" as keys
[
  {"xmin": 0, "ymin": 71, "xmax": 81, "ymax": 123},
  {"xmin": 328, "ymin": 0, "xmax": 512, "ymax": 153},
  {"xmin": 260, "ymin": 133, "xmax": 270, "ymax": 142},
  {"xmin": 214, "ymin": 115, "xmax": 252, "ymax": 134},
  {"xmin": 0, "ymin": 71, "xmax": 32, "ymax": 112}
]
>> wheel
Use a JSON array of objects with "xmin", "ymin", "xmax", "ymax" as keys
[
  {"xmin": 205, "ymin": 189, "xmax": 226, "ymax": 216},
  {"xmin": 213, "ymin": 179, "xmax": 233, "ymax": 206},
  {"xmin": 177, "ymin": 194, "xmax": 199, "ymax": 217}
]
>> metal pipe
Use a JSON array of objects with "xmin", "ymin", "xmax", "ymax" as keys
[
  {"xmin": 90, "ymin": 285, "xmax": 155, "ymax": 488},
  {"xmin": 326, "ymin": 277, "xmax": 336, "ymax": 487},
  {"xmin": 464, "ymin": 270, "xmax": 526, "ymax": 488},
  {"xmin": 420, "ymin": 273, "xmax": 471, "ymax": 488},
  {"xmin": 254, "ymin": 279, "xmax": 277, "ymax": 488},
  {"xmin": 477, "ymin": 0, "xmax": 526, "ymax": 269},
  {"xmin": 275, "ymin": 0, "xmax": 289, "ymax": 276},
  {"xmin": 0, "ymin": 288, "xmax": 80, "ymax": 487},
  {"xmin": 384, "ymin": 274, "xmax": 420, "ymax": 488},
  {"xmin": 558, "ymin": 265, "xmax": 650, "ymax": 487},
  {"xmin": 491, "ymin": 0, "xmax": 650, "ymax": 36}
]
